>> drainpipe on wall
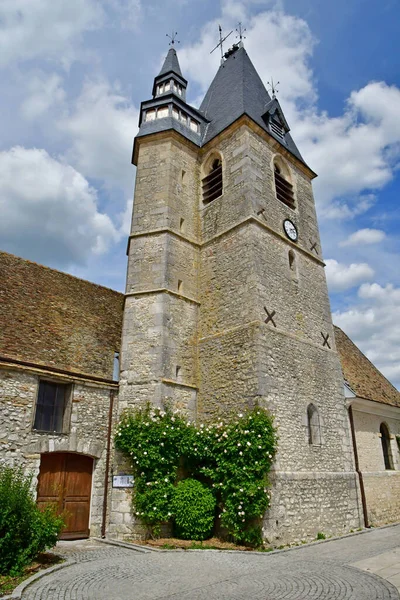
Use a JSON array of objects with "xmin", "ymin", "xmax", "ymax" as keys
[
  {"xmin": 348, "ymin": 404, "xmax": 369, "ymax": 528},
  {"xmin": 101, "ymin": 389, "xmax": 115, "ymax": 538}
]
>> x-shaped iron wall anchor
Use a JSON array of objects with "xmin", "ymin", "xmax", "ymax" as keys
[
  {"xmin": 264, "ymin": 307, "xmax": 276, "ymax": 327},
  {"xmin": 310, "ymin": 240, "xmax": 318, "ymax": 254},
  {"xmin": 321, "ymin": 332, "xmax": 331, "ymax": 348}
]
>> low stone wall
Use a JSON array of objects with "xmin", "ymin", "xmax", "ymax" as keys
[
  {"xmin": 263, "ymin": 470, "xmax": 363, "ymax": 545},
  {"xmin": 363, "ymin": 471, "xmax": 400, "ymax": 526}
]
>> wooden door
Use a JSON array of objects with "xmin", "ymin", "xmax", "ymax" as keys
[{"xmin": 37, "ymin": 453, "xmax": 93, "ymax": 540}]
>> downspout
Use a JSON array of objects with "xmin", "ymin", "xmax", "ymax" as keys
[
  {"xmin": 348, "ymin": 404, "xmax": 369, "ymax": 528},
  {"xmin": 101, "ymin": 389, "xmax": 115, "ymax": 538}
]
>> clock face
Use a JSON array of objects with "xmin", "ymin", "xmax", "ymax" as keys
[{"xmin": 283, "ymin": 219, "xmax": 298, "ymax": 242}]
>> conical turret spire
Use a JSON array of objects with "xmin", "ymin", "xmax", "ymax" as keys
[
  {"xmin": 158, "ymin": 47, "xmax": 183, "ymax": 78},
  {"xmin": 151, "ymin": 45, "xmax": 187, "ymax": 101}
]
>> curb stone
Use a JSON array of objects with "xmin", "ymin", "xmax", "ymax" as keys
[
  {"xmin": 93, "ymin": 537, "xmax": 153, "ymax": 553},
  {"xmin": 2, "ymin": 560, "xmax": 75, "ymax": 600},
  {"xmin": 98, "ymin": 520, "xmax": 400, "ymax": 556}
]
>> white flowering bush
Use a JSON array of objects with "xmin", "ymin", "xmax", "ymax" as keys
[{"xmin": 115, "ymin": 404, "xmax": 277, "ymax": 546}]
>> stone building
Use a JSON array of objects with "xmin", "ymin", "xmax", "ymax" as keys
[
  {"xmin": 0, "ymin": 251, "xmax": 123, "ymax": 539},
  {"xmin": 0, "ymin": 42, "xmax": 399, "ymax": 544},
  {"xmin": 335, "ymin": 327, "xmax": 400, "ymax": 527}
]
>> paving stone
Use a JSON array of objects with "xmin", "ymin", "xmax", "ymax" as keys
[{"xmin": 22, "ymin": 526, "xmax": 400, "ymax": 600}]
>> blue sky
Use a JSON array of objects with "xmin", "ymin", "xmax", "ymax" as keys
[{"xmin": 0, "ymin": 0, "xmax": 399, "ymax": 389}]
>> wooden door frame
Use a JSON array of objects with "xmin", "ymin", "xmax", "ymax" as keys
[{"xmin": 37, "ymin": 452, "xmax": 94, "ymax": 540}]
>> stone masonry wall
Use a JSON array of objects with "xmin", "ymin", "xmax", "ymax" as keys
[
  {"xmin": 353, "ymin": 408, "xmax": 400, "ymax": 526},
  {"xmin": 116, "ymin": 121, "xmax": 363, "ymax": 542},
  {"xmin": 197, "ymin": 122, "xmax": 362, "ymax": 541},
  {"xmin": 0, "ymin": 365, "xmax": 113, "ymax": 537},
  {"xmin": 113, "ymin": 136, "xmax": 202, "ymax": 538}
]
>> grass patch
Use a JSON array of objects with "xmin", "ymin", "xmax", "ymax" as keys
[{"xmin": 0, "ymin": 554, "xmax": 62, "ymax": 597}]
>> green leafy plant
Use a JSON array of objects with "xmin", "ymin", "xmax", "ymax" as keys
[
  {"xmin": 171, "ymin": 478, "xmax": 215, "ymax": 540},
  {"xmin": 316, "ymin": 532, "xmax": 326, "ymax": 540},
  {"xmin": 0, "ymin": 465, "xmax": 64, "ymax": 575},
  {"xmin": 115, "ymin": 404, "xmax": 277, "ymax": 546}
]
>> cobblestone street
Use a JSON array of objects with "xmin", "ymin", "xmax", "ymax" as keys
[{"xmin": 22, "ymin": 525, "xmax": 400, "ymax": 600}]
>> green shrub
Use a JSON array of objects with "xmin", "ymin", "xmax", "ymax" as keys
[
  {"xmin": 171, "ymin": 479, "xmax": 216, "ymax": 540},
  {"xmin": 0, "ymin": 465, "xmax": 64, "ymax": 575}
]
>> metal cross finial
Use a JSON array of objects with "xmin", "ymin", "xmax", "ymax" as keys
[
  {"xmin": 166, "ymin": 31, "xmax": 180, "ymax": 46},
  {"xmin": 267, "ymin": 77, "xmax": 280, "ymax": 99},
  {"xmin": 236, "ymin": 22, "xmax": 246, "ymax": 41},
  {"xmin": 210, "ymin": 24, "xmax": 233, "ymax": 61}
]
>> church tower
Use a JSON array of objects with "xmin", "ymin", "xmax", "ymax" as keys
[{"xmin": 117, "ymin": 41, "xmax": 362, "ymax": 543}]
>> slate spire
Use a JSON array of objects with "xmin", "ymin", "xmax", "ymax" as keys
[
  {"xmin": 152, "ymin": 47, "xmax": 187, "ymax": 100},
  {"xmin": 158, "ymin": 47, "xmax": 183, "ymax": 78},
  {"xmin": 199, "ymin": 44, "xmax": 305, "ymax": 164}
]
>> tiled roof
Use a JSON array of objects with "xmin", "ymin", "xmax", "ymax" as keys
[
  {"xmin": 0, "ymin": 251, "xmax": 123, "ymax": 380},
  {"xmin": 334, "ymin": 326, "xmax": 400, "ymax": 408}
]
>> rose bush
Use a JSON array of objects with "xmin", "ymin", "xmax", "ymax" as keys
[{"xmin": 115, "ymin": 404, "xmax": 277, "ymax": 546}]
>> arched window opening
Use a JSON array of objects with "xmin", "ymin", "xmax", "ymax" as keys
[
  {"xmin": 307, "ymin": 404, "xmax": 321, "ymax": 445},
  {"xmin": 380, "ymin": 423, "xmax": 394, "ymax": 470},
  {"xmin": 288, "ymin": 250, "xmax": 295, "ymax": 271},
  {"xmin": 202, "ymin": 158, "xmax": 223, "ymax": 204},
  {"xmin": 274, "ymin": 160, "xmax": 295, "ymax": 209}
]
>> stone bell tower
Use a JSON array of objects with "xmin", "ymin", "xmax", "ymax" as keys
[{"xmin": 116, "ymin": 41, "xmax": 363, "ymax": 543}]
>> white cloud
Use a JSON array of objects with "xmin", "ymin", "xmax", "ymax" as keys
[
  {"xmin": 325, "ymin": 259, "xmax": 374, "ymax": 292},
  {"xmin": 334, "ymin": 282, "xmax": 400, "ymax": 389},
  {"xmin": 0, "ymin": 146, "xmax": 118, "ymax": 266},
  {"xmin": 117, "ymin": 197, "xmax": 134, "ymax": 237},
  {"xmin": 60, "ymin": 79, "xmax": 139, "ymax": 190},
  {"xmin": 0, "ymin": 0, "xmax": 103, "ymax": 68},
  {"xmin": 320, "ymin": 195, "xmax": 377, "ymax": 221},
  {"xmin": 296, "ymin": 83, "xmax": 400, "ymax": 206},
  {"xmin": 179, "ymin": 3, "xmax": 315, "ymax": 106},
  {"xmin": 178, "ymin": 4, "xmax": 400, "ymax": 215},
  {"xmin": 340, "ymin": 228, "xmax": 386, "ymax": 247},
  {"xmin": 103, "ymin": 0, "xmax": 142, "ymax": 30},
  {"xmin": 20, "ymin": 72, "xmax": 65, "ymax": 119}
]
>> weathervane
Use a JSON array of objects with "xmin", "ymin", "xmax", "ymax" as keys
[
  {"xmin": 267, "ymin": 76, "xmax": 280, "ymax": 99},
  {"xmin": 236, "ymin": 22, "xmax": 246, "ymax": 41},
  {"xmin": 210, "ymin": 25, "xmax": 233, "ymax": 61},
  {"xmin": 166, "ymin": 31, "xmax": 180, "ymax": 46}
]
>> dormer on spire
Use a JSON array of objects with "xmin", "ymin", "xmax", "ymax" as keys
[{"xmin": 152, "ymin": 47, "xmax": 187, "ymax": 101}]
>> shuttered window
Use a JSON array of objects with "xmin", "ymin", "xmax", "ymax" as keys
[
  {"xmin": 270, "ymin": 120, "xmax": 285, "ymax": 141},
  {"xmin": 202, "ymin": 159, "xmax": 223, "ymax": 204},
  {"xmin": 274, "ymin": 165, "xmax": 295, "ymax": 209}
]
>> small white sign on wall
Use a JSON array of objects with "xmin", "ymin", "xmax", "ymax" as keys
[{"xmin": 113, "ymin": 475, "xmax": 134, "ymax": 488}]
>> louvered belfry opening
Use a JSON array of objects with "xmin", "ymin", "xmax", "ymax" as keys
[
  {"xmin": 202, "ymin": 158, "xmax": 223, "ymax": 204},
  {"xmin": 274, "ymin": 164, "xmax": 295, "ymax": 209}
]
